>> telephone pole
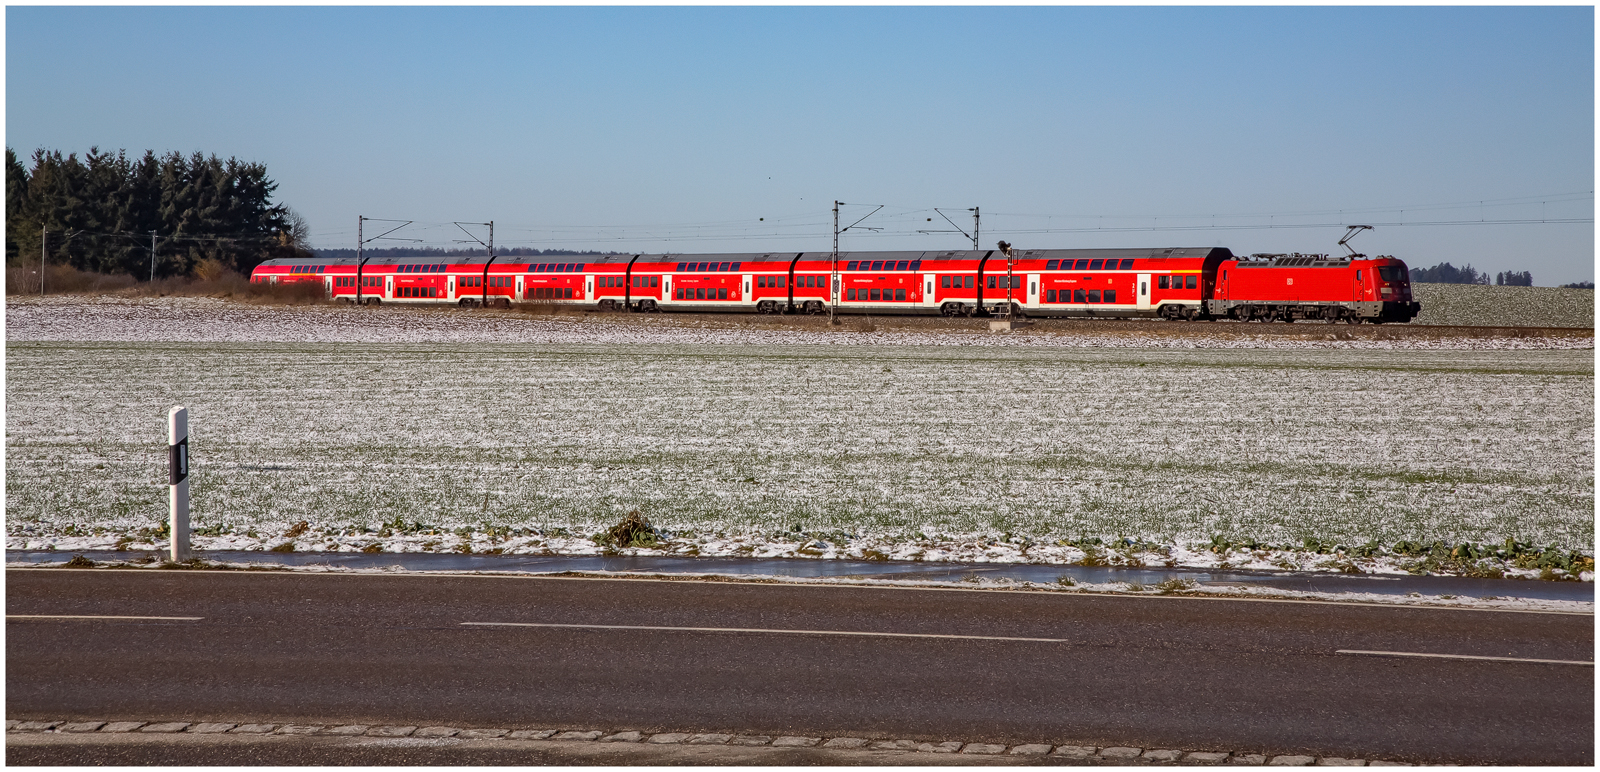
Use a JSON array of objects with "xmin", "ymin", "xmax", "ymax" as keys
[
  {"xmin": 453, "ymin": 221, "xmax": 495, "ymax": 307},
  {"xmin": 40, "ymin": 228, "xmax": 46, "ymax": 296},
  {"xmin": 149, "ymin": 231, "xmax": 157, "ymax": 282},
  {"xmin": 355, "ymin": 216, "xmax": 418, "ymax": 305},
  {"xmin": 830, "ymin": 201, "xmax": 884, "ymax": 317},
  {"xmin": 832, "ymin": 202, "xmax": 840, "ymax": 317},
  {"xmin": 922, "ymin": 207, "xmax": 981, "ymax": 250}
]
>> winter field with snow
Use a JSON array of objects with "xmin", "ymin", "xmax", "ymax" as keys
[{"xmin": 6, "ymin": 296, "xmax": 1594, "ymax": 580}]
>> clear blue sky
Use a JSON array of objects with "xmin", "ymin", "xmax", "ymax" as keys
[{"xmin": 7, "ymin": 6, "xmax": 1594, "ymax": 283}]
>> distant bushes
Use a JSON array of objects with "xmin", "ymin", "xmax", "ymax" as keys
[
  {"xmin": 1410, "ymin": 262, "xmax": 1491, "ymax": 284},
  {"xmin": 5, "ymin": 263, "xmax": 326, "ymax": 304},
  {"xmin": 1411, "ymin": 263, "xmax": 1540, "ymax": 287}
]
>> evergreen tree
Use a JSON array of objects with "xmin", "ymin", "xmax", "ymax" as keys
[{"xmin": 5, "ymin": 146, "xmax": 302, "ymax": 279}]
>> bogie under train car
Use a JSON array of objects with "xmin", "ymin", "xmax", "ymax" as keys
[{"xmin": 251, "ymin": 247, "xmax": 1419, "ymax": 323}]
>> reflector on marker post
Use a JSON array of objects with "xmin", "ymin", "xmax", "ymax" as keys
[{"xmin": 168, "ymin": 407, "xmax": 190, "ymax": 562}]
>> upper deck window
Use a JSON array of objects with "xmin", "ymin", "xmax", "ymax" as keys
[
  {"xmin": 1074, "ymin": 259, "xmax": 1089, "ymax": 270},
  {"xmin": 1119, "ymin": 259, "xmax": 1134, "ymax": 270},
  {"xmin": 1046, "ymin": 259, "xmax": 1059, "ymax": 270},
  {"xmin": 1089, "ymin": 259, "xmax": 1103, "ymax": 270}
]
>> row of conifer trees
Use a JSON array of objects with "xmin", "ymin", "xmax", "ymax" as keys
[{"xmin": 5, "ymin": 147, "xmax": 310, "ymax": 280}]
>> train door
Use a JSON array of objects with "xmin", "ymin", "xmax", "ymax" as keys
[
  {"xmin": 386, "ymin": 278, "xmax": 393, "ymax": 298},
  {"xmin": 742, "ymin": 274, "xmax": 752, "ymax": 305},
  {"xmin": 1027, "ymin": 274, "xmax": 1039, "ymax": 306},
  {"xmin": 924, "ymin": 274, "xmax": 936, "ymax": 307},
  {"xmin": 325, "ymin": 276, "xmax": 333, "ymax": 296},
  {"xmin": 516, "ymin": 277, "xmax": 524, "ymax": 298},
  {"xmin": 585, "ymin": 275, "xmax": 594, "ymax": 300},
  {"xmin": 663, "ymin": 275, "xmax": 672, "ymax": 302},
  {"xmin": 1137, "ymin": 273, "xmax": 1152, "ymax": 309},
  {"xmin": 448, "ymin": 277, "xmax": 456, "ymax": 298},
  {"xmin": 1354, "ymin": 269, "xmax": 1366, "ymax": 301}
]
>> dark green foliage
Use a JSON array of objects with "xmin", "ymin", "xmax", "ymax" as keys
[
  {"xmin": 595, "ymin": 511, "xmax": 661, "ymax": 548},
  {"xmin": 1495, "ymin": 271, "xmax": 1533, "ymax": 286},
  {"xmin": 5, "ymin": 146, "xmax": 307, "ymax": 279},
  {"xmin": 1410, "ymin": 262, "xmax": 1490, "ymax": 284},
  {"xmin": 1559, "ymin": 281, "xmax": 1594, "ymax": 289}
]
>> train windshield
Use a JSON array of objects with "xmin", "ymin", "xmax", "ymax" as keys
[{"xmin": 1377, "ymin": 265, "xmax": 1407, "ymax": 283}]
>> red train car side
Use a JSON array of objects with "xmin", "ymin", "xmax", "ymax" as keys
[{"xmin": 249, "ymin": 245, "xmax": 1419, "ymax": 323}]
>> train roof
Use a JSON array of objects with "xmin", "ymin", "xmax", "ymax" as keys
[
  {"xmin": 259, "ymin": 246, "xmax": 1232, "ymax": 269},
  {"xmin": 259, "ymin": 254, "xmax": 633, "ymax": 268}
]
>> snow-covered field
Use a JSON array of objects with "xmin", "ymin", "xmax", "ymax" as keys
[{"xmin": 6, "ymin": 296, "xmax": 1594, "ymax": 581}]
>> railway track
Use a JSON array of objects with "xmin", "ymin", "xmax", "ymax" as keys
[{"xmin": 484, "ymin": 306, "xmax": 1595, "ymax": 338}]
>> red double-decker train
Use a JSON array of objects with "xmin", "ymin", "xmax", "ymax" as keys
[{"xmin": 251, "ymin": 246, "xmax": 1420, "ymax": 323}]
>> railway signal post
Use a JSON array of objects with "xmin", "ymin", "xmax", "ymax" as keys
[
  {"xmin": 991, "ymin": 241, "xmax": 1029, "ymax": 331},
  {"xmin": 168, "ymin": 406, "xmax": 191, "ymax": 562}
]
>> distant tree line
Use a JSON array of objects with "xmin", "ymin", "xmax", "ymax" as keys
[
  {"xmin": 5, "ymin": 147, "xmax": 309, "ymax": 280},
  {"xmin": 1559, "ymin": 281, "xmax": 1594, "ymax": 289},
  {"xmin": 1494, "ymin": 271, "xmax": 1533, "ymax": 286},
  {"xmin": 311, "ymin": 246, "xmax": 609, "ymax": 260},
  {"xmin": 1409, "ymin": 262, "xmax": 1491, "ymax": 284}
]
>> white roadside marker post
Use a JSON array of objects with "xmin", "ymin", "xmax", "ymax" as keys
[{"xmin": 168, "ymin": 407, "xmax": 191, "ymax": 562}]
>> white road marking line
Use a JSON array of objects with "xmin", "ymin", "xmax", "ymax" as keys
[
  {"xmin": 462, "ymin": 621, "xmax": 1066, "ymax": 643},
  {"xmin": 7, "ymin": 614, "xmax": 204, "ymax": 621},
  {"xmin": 1337, "ymin": 649, "xmax": 1592, "ymax": 666}
]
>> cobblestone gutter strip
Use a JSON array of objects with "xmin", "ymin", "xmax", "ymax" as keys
[{"xmin": 5, "ymin": 718, "xmax": 1413, "ymax": 765}]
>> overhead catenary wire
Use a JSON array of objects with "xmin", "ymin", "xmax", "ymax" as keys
[{"xmin": 306, "ymin": 192, "xmax": 1592, "ymax": 251}]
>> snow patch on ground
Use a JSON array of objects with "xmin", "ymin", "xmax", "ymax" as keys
[
  {"xmin": 10, "ymin": 552, "xmax": 1590, "ymax": 614},
  {"xmin": 11, "ymin": 527, "xmax": 1590, "ymax": 585}
]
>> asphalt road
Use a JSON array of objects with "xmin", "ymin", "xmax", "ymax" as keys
[{"xmin": 7, "ymin": 569, "xmax": 1592, "ymax": 764}]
